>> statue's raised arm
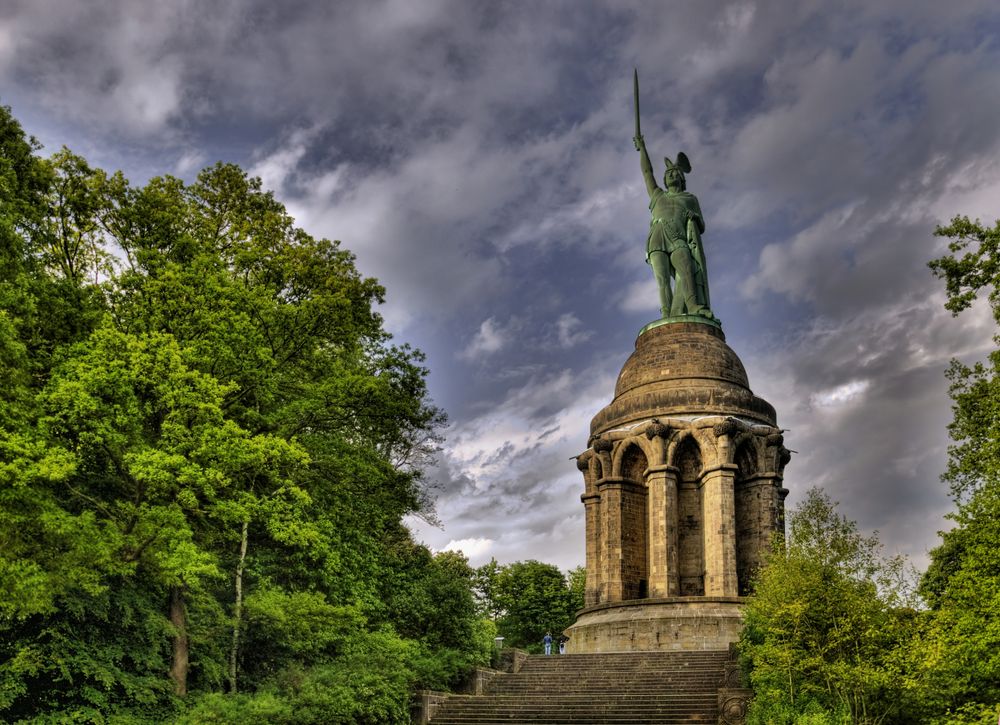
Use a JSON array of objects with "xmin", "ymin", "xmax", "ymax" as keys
[
  {"xmin": 635, "ymin": 136, "xmax": 659, "ymax": 198},
  {"xmin": 633, "ymin": 69, "xmax": 717, "ymax": 324},
  {"xmin": 633, "ymin": 69, "xmax": 659, "ymax": 198}
]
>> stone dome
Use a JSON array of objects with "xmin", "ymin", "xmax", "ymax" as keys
[{"xmin": 590, "ymin": 321, "xmax": 776, "ymax": 435}]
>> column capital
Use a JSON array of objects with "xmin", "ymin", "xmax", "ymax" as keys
[
  {"xmin": 740, "ymin": 474, "xmax": 783, "ymax": 487},
  {"xmin": 597, "ymin": 477, "xmax": 645, "ymax": 493},
  {"xmin": 645, "ymin": 464, "xmax": 679, "ymax": 476},
  {"xmin": 701, "ymin": 463, "xmax": 739, "ymax": 476}
]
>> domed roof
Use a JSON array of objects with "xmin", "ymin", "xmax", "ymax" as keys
[
  {"xmin": 590, "ymin": 321, "xmax": 776, "ymax": 435},
  {"xmin": 614, "ymin": 322, "xmax": 749, "ymax": 397}
]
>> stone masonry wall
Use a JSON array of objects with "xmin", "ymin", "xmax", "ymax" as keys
[
  {"xmin": 676, "ymin": 439, "xmax": 705, "ymax": 596},
  {"xmin": 621, "ymin": 485, "xmax": 648, "ymax": 600}
]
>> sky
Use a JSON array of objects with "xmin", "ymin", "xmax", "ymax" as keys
[{"xmin": 4, "ymin": 0, "xmax": 1000, "ymax": 573}]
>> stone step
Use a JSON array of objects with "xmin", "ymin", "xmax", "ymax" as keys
[
  {"xmin": 522, "ymin": 668, "xmax": 726, "ymax": 672},
  {"xmin": 493, "ymin": 669, "xmax": 724, "ymax": 677},
  {"xmin": 489, "ymin": 678, "xmax": 721, "ymax": 686},
  {"xmin": 432, "ymin": 713, "xmax": 716, "ymax": 721},
  {"xmin": 448, "ymin": 692, "xmax": 716, "ymax": 705},
  {"xmin": 497, "ymin": 680, "xmax": 720, "ymax": 685},
  {"xmin": 521, "ymin": 661, "xmax": 726, "ymax": 669},
  {"xmin": 494, "ymin": 670, "xmax": 724, "ymax": 678},
  {"xmin": 514, "ymin": 665, "xmax": 724, "ymax": 672},
  {"xmin": 427, "ymin": 650, "xmax": 729, "ymax": 725},
  {"xmin": 430, "ymin": 712, "xmax": 717, "ymax": 721},
  {"xmin": 448, "ymin": 700, "xmax": 715, "ymax": 715},
  {"xmin": 531, "ymin": 653, "xmax": 727, "ymax": 659},
  {"xmin": 519, "ymin": 661, "xmax": 726, "ymax": 673},
  {"xmin": 486, "ymin": 682, "xmax": 719, "ymax": 695},
  {"xmin": 429, "ymin": 716, "xmax": 715, "ymax": 724},
  {"xmin": 486, "ymin": 691, "xmax": 717, "ymax": 698}
]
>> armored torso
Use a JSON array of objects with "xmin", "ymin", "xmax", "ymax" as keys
[{"xmin": 647, "ymin": 188, "xmax": 703, "ymax": 256}]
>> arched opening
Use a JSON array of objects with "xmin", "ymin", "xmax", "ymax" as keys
[
  {"xmin": 620, "ymin": 443, "xmax": 648, "ymax": 600},
  {"xmin": 673, "ymin": 436, "xmax": 704, "ymax": 596},
  {"xmin": 735, "ymin": 440, "xmax": 758, "ymax": 596}
]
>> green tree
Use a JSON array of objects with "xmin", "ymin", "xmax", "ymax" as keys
[
  {"xmin": 1, "ymin": 325, "xmax": 305, "ymax": 717},
  {"xmin": 739, "ymin": 488, "xmax": 918, "ymax": 725},
  {"xmin": 566, "ymin": 565, "xmax": 586, "ymax": 614},
  {"xmin": 473, "ymin": 558, "xmax": 503, "ymax": 621},
  {"xmin": 0, "ymin": 105, "xmax": 478, "ymax": 724},
  {"xmin": 917, "ymin": 216, "xmax": 1000, "ymax": 724},
  {"xmin": 494, "ymin": 560, "xmax": 576, "ymax": 652}
]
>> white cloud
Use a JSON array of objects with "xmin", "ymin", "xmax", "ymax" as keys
[
  {"xmin": 555, "ymin": 313, "xmax": 592, "ymax": 348},
  {"xmin": 175, "ymin": 149, "xmax": 206, "ymax": 177},
  {"xmin": 459, "ymin": 317, "xmax": 513, "ymax": 361},
  {"xmin": 810, "ymin": 379, "xmax": 870, "ymax": 408},
  {"xmin": 742, "ymin": 204, "xmax": 860, "ymax": 303},
  {"xmin": 442, "ymin": 537, "xmax": 494, "ymax": 562},
  {"xmin": 498, "ymin": 181, "xmax": 639, "ymax": 255},
  {"xmin": 419, "ymin": 362, "xmax": 618, "ymax": 568},
  {"xmin": 618, "ymin": 277, "xmax": 659, "ymax": 314},
  {"xmin": 247, "ymin": 128, "xmax": 315, "ymax": 194}
]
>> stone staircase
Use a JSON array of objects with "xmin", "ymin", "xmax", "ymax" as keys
[{"xmin": 427, "ymin": 650, "xmax": 729, "ymax": 724}]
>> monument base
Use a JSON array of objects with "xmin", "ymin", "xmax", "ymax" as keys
[
  {"xmin": 637, "ymin": 314, "xmax": 722, "ymax": 336},
  {"xmin": 564, "ymin": 597, "xmax": 744, "ymax": 653}
]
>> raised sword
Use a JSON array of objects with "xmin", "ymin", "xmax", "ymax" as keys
[{"xmin": 633, "ymin": 68, "xmax": 642, "ymax": 150}]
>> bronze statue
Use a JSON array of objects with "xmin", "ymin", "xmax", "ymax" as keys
[{"xmin": 633, "ymin": 69, "xmax": 715, "ymax": 321}]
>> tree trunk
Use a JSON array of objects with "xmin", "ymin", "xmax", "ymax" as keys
[
  {"xmin": 228, "ymin": 520, "xmax": 249, "ymax": 694},
  {"xmin": 169, "ymin": 585, "xmax": 189, "ymax": 696}
]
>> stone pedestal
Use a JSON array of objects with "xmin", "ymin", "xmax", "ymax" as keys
[
  {"xmin": 567, "ymin": 597, "xmax": 745, "ymax": 653},
  {"xmin": 566, "ymin": 319, "xmax": 790, "ymax": 652}
]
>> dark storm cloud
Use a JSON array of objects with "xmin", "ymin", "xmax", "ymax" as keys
[
  {"xmin": 5, "ymin": 0, "xmax": 1000, "ymax": 569},
  {"xmin": 742, "ymin": 293, "xmax": 995, "ymax": 566}
]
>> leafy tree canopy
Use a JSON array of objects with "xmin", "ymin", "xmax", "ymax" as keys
[
  {"xmin": 740, "ymin": 488, "xmax": 918, "ymax": 725},
  {"xmin": 0, "ymin": 102, "xmax": 485, "ymax": 724},
  {"xmin": 916, "ymin": 216, "xmax": 1000, "ymax": 723},
  {"xmin": 473, "ymin": 559, "xmax": 582, "ymax": 653}
]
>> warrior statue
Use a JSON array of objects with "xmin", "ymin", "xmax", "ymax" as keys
[{"xmin": 633, "ymin": 69, "xmax": 715, "ymax": 321}]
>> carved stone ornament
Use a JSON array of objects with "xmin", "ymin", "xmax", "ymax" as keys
[
  {"xmin": 765, "ymin": 432, "xmax": 784, "ymax": 447},
  {"xmin": 722, "ymin": 663, "xmax": 744, "ymax": 689},
  {"xmin": 779, "ymin": 447, "xmax": 792, "ymax": 465},
  {"xmin": 592, "ymin": 438, "xmax": 613, "ymax": 453},
  {"xmin": 719, "ymin": 694, "xmax": 750, "ymax": 725},
  {"xmin": 576, "ymin": 456, "xmax": 590, "ymax": 471},
  {"xmin": 713, "ymin": 418, "xmax": 741, "ymax": 437},
  {"xmin": 644, "ymin": 420, "xmax": 671, "ymax": 439}
]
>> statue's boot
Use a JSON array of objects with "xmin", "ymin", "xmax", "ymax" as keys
[
  {"xmin": 677, "ymin": 292, "xmax": 704, "ymax": 317},
  {"xmin": 687, "ymin": 296, "xmax": 706, "ymax": 315}
]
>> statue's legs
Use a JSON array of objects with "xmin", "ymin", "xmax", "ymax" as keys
[
  {"xmin": 669, "ymin": 248, "xmax": 704, "ymax": 317},
  {"xmin": 649, "ymin": 251, "xmax": 673, "ymax": 317}
]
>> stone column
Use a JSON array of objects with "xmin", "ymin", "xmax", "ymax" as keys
[
  {"xmin": 664, "ymin": 466, "xmax": 680, "ymax": 596},
  {"xmin": 735, "ymin": 474, "xmax": 778, "ymax": 595},
  {"xmin": 598, "ymin": 478, "xmax": 627, "ymax": 603},
  {"xmin": 645, "ymin": 464, "xmax": 678, "ymax": 598},
  {"xmin": 582, "ymin": 490, "xmax": 602, "ymax": 606},
  {"xmin": 701, "ymin": 463, "xmax": 739, "ymax": 596},
  {"xmin": 578, "ymin": 454, "xmax": 603, "ymax": 606}
]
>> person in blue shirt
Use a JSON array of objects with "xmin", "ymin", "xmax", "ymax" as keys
[{"xmin": 543, "ymin": 632, "xmax": 552, "ymax": 655}]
